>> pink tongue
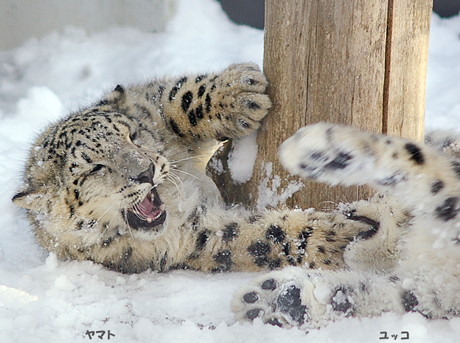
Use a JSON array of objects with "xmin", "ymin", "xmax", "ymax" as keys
[{"xmin": 138, "ymin": 196, "xmax": 159, "ymax": 219}]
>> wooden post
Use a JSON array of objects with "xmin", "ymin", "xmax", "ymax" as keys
[{"xmin": 209, "ymin": 0, "xmax": 433, "ymax": 210}]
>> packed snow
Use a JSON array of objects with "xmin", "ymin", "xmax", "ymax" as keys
[{"xmin": 1, "ymin": 0, "xmax": 460, "ymax": 342}]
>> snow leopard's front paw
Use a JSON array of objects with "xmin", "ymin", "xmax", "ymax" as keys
[
  {"xmin": 279, "ymin": 123, "xmax": 377, "ymax": 187},
  {"xmin": 213, "ymin": 63, "xmax": 271, "ymax": 139},
  {"xmin": 232, "ymin": 268, "xmax": 355, "ymax": 329}
]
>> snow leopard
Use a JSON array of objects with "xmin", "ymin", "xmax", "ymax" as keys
[
  {"xmin": 233, "ymin": 122, "xmax": 460, "ymax": 328},
  {"xmin": 12, "ymin": 63, "xmax": 371, "ymax": 277}
]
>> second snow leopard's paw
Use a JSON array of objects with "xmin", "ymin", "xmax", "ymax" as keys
[
  {"xmin": 278, "ymin": 122, "xmax": 378, "ymax": 186},
  {"xmin": 211, "ymin": 63, "xmax": 271, "ymax": 139},
  {"xmin": 232, "ymin": 268, "xmax": 355, "ymax": 329}
]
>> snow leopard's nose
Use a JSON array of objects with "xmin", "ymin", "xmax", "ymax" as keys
[{"xmin": 135, "ymin": 163, "xmax": 155, "ymax": 185}]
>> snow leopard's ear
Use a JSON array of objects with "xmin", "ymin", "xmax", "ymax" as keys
[{"xmin": 12, "ymin": 186, "xmax": 47, "ymax": 211}]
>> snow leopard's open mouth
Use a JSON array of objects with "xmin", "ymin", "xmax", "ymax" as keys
[{"xmin": 125, "ymin": 187, "xmax": 167, "ymax": 230}]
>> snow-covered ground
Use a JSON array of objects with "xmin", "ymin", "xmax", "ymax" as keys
[{"xmin": 1, "ymin": 0, "xmax": 460, "ymax": 342}]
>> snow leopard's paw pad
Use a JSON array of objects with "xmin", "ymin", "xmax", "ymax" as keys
[
  {"xmin": 232, "ymin": 276, "xmax": 309, "ymax": 328},
  {"xmin": 212, "ymin": 63, "xmax": 271, "ymax": 139},
  {"xmin": 232, "ymin": 268, "xmax": 357, "ymax": 328},
  {"xmin": 278, "ymin": 123, "xmax": 374, "ymax": 185}
]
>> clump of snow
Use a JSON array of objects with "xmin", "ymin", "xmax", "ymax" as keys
[
  {"xmin": 257, "ymin": 162, "xmax": 305, "ymax": 210},
  {"xmin": 45, "ymin": 252, "xmax": 59, "ymax": 270},
  {"xmin": 228, "ymin": 132, "xmax": 258, "ymax": 184},
  {"xmin": 0, "ymin": 0, "xmax": 460, "ymax": 341}
]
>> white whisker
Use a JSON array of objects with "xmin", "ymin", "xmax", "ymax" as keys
[
  {"xmin": 170, "ymin": 154, "xmax": 208, "ymax": 164},
  {"xmin": 95, "ymin": 202, "xmax": 118, "ymax": 226},
  {"xmin": 171, "ymin": 168, "xmax": 200, "ymax": 180},
  {"xmin": 122, "ymin": 205, "xmax": 135, "ymax": 239},
  {"xmin": 167, "ymin": 174, "xmax": 183, "ymax": 195}
]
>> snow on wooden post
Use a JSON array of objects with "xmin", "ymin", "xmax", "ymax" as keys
[{"xmin": 209, "ymin": 0, "xmax": 433, "ymax": 210}]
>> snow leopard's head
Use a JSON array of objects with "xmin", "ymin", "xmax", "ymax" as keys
[{"xmin": 13, "ymin": 109, "xmax": 172, "ymax": 254}]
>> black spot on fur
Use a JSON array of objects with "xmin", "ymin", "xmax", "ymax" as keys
[
  {"xmin": 326, "ymin": 127, "xmax": 334, "ymax": 141},
  {"xmin": 308, "ymin": 261, "xmax": 316, "ymax": 269},
  {"xmin": 196, "ymin": 104, "xmax": 204, "ymax": 120},
  {"xmin": 331, "ymin": 286, "xmax": 354, "ymax": 314},
  {"xmin": 389, "ymin": 276, "xmax": 400, "ymax": 283},
  {"xmin": 261, "ymin": 279, "xmax": 277, "ymax": 291},
  {"xmin": 431, "ymin": 180, "xmax": 444, "ymax": 195},
  {"xmin": 169, "ymin": 77, "xmax": 187, "ymax": 102},
  {"xmin": 254, "ymin": 256, "xmax": 270, "ymax": 267},
  {"xmin": 212, "ymin": 249, "xmax": 233, "ymax": 272},
  {"xmin": 243, "ymin": 292, "xmax": 259, "ymax": 304},
  {"xmin": 169, "ymin": 87, "xmax": 178, "ymax": 101},
  {"xmin": 402, "ymin": 290, "xmax": 419, "ymax": 312},
  {"xmin": 188, "ymin": 109, "xmax": 197, "ymax": 127},
  {"xmin": 157, "ymin": 85, "xmax": 165, "ymax": 99},
  {"xmin": 198, "ymin": 84, "xmax": 206, "ymax": 98},
  {"xmin": 102, "ymin": 237, "xmax": 113, "ymax": 247},
  {"xmin": 181, "ymin": 91, "xmax": 193, "ymax": 112},
  {"xmin": 248, "ymin": 241, "xmax": 271, "ymax": 257},
  {"xmin": 74, "ymin": 189, "xmax": 80, "ymax": 200},
  {"xmin": 325, "ymin": 230, "xmax": 337, "ymax": 242},
  {"xmin": 297, "ymin": 229, "xmax": 312, "ymax": 264},
  {"xmin": 269, "ymin": 258, "xmax": 282, "ymax": 269},
  {"xmin": 222, "ymin": 223, "xmax": 238, "ymax": 242},
  {"xmin": 326, "ymin": 152, "xmax": 353, "ymax": 170},
  {"xmin": 81, "ymin": 152, "xmax": 93, "ymax": 164},
  {"xmin": 265, "ymin": 224, "xmax": 286, "ymax": 243},
  {"xmin": 378, "ymin": 174, "xmax": 405, "ymax": 186},
  {"xmin": 283, "ymin": 242, "xmax": 291, "ymax": 256},
  {"xmin": 169, "ymin": 119, "xmax": 184, "ymax": 137},
  {"xmin": 195, "ymin": 75, "xmax": 206, "ymax": 83},
  {"xmin": 159, "ymin": 253, "xmax": 168, "ymax": 272},
  {"xmin": 435, "ymin": 197, "xmax": 460, "ymax": 221},
  {"xmin": 317, "ymin": 246, "xmax": 326, "ymax": 254},
  {"xmin": 249, "ymin": 215, "xmax": 262, "ymax": 223},
  {"xmin": 277, "ymin": 285, "xmax": 307, "ymax": 324},
  {"xmin": 97, "ymin": 100, "xmax": 109, "ymax": 106},
  {"xmin": 196, "ymin": 229, "xmax": 210, "ymax": 251},
  {"xmin": 405, "ymin": 143, "xmax": 424, "ymax": 165},
  {"xmin": 205, "ymin": 93, "xmax": 212, "ymax": 113},
  {"xmin": 311, "ymin": 152, "xmax": 324, "ymax": 160}
]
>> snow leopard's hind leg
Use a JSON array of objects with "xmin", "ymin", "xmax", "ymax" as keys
[{"xmin": 233, "ymin": 123, "xmax": 460, "ymax": 328}]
